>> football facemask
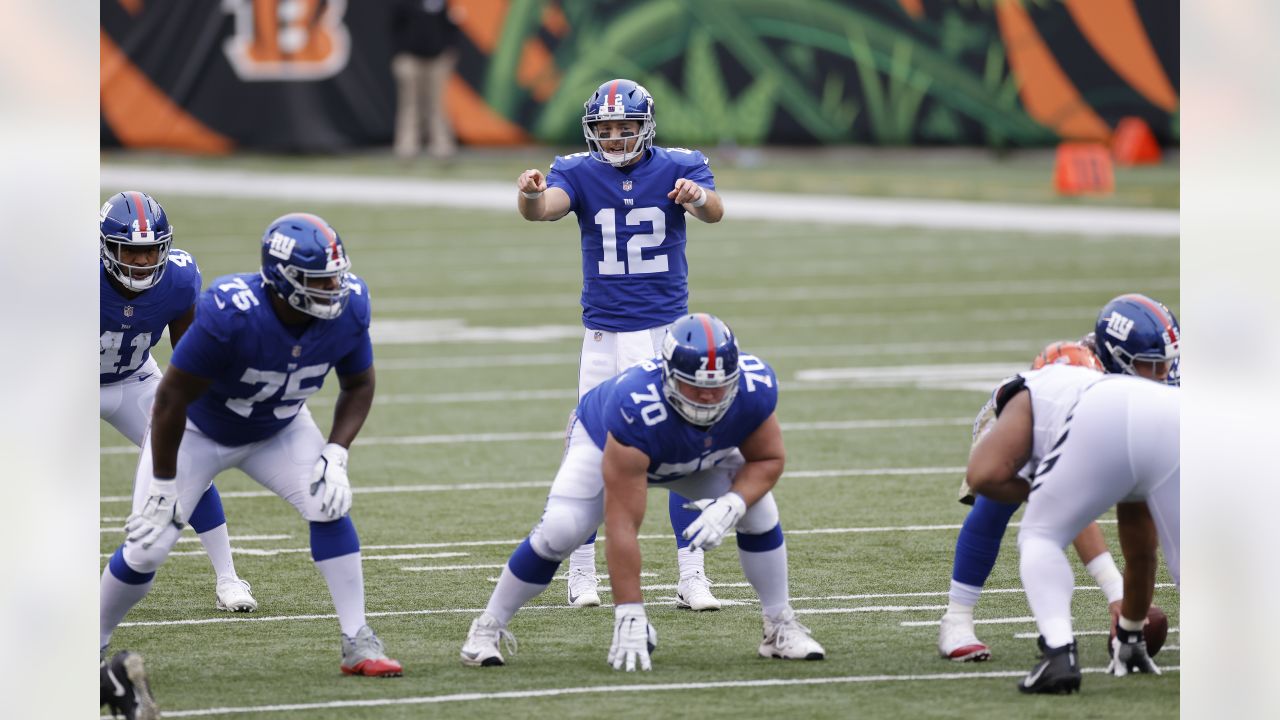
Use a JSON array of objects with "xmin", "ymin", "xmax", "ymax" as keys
[
  {"xmin": 661, "ymin": 313, "xmax": 741, "ymax": 426},
  {"xmin": 260, "ymin": 213, "xmax": 353, "ymax": 320},
  {"xmin": 1094, "ymin": 294, "xmax": 1180, "ymax": 383},
  {"xmin": 100, "ymin": 191, "xmax": 174, "ymax": 291},
  {"xmin": 582, "ymin": 78, "xmax": 656, "ymax": 167}
]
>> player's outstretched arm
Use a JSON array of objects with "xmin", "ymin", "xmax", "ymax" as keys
[
  {"xmin": 150, "ymin": 365, "xmax": 212, "ymax": 478},
  {"xmin": 668, "ymin": 178, "xmax": 723, "ymax": 223},
  {"xmin": 167, "ymin": 305, "xmax": 196, "ymax": 349},
  {"xmin": 602, "ymin": 434, "xmax": 651, "ymax": 606},
  {"xmin": 1115, "ymin": 501, "xmax": 1159, "ymax": 625},
  {"xmin": 330, "ymin": 367, "xmax": 375, "ymax": 449},
  {"xmin": 966, "ymin": 390, "xmax": 1033, "ymax": 503},
  {"xmin": 516, "ymin": 168, "xmax": 571, "ymax": 221}
]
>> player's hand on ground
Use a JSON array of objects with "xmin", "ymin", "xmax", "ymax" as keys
[
  {"xmin": 517, "ymin": 169, "xmax": 547, "ymax": 195},
  {"xmin": 1107, "ymin": 633, "xmax": 1162, "ymax": 677},
  {"xmin": 682, "ymin": 491, "xmax": 747, "ymax": 551},
  {"xmin": 667, "ymin": 178, "xmax": 706, "ymax": 205},
  {"xmin": 608, "ymin": 604, "xmax": 655, "ymax": 672},
  {"xmin": 125, "ymin": 477, "xmax": 185, "ymax": 548},
  {"xmin": 309, "ymin": 443, "xmax": 352, "ymax": 519}
]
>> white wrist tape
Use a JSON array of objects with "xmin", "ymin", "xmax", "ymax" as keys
[
  {"xmin": 521, "ymin": 190, "xmax": 544, "ymax": 200},
  {"xmin": 689, "ymin": 185, "xmax": 707, "ymax": 208}
]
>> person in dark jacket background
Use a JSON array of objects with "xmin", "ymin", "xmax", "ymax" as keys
[{"xmin": 391, "ymin": 0, "xmax": 459, "ymax": 161}]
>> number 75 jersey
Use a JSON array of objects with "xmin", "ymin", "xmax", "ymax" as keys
[
  {"xmin": 169, "ymin": 272, "xmax": 373, "ymax": 446},
  {"xmin": 547, "ymin": 146, "xmax": 715, "ymax": 333},
  {"xmin": 576, "ymin": 354, "xmax": 778, "ymax": 484},
  {"xmin": 100, "ymin": 249, "xmax": 201, "ymax": 385}
]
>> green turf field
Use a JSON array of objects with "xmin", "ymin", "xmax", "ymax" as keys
[{"xmin": 100, "ymin": 161, "xmax": 1179, "ymax": 718}]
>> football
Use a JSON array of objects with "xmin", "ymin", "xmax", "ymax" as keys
[{"xmin": 1110, "ymin": 605, "xmax": 1169, "ymax": 657}]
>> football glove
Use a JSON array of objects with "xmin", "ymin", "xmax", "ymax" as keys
[
  {"xmin": 608, "ymin": 603, "xmax": 656, "ymax": 672},
  {"xmin": 682, "ymin": 492, "xmax": 747, "ymax": 551},
  {"xmin": 309, "ymin": 443, "xmax": 352, "ymax": 519},
  {"xmin": 125, "ymin": 476, "xmax": 185, "ymax": 549},
  {"xmin": 1107, "ymin": 627, "xmax": 1162, "ymax": 677}
]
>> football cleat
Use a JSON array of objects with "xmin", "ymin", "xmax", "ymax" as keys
[
  {"xmin": 214, "ymin": 577, "xmax": 259, "ymax": 613},
  {"xmin": 1018, "ymin": 639, "xmax": 1081, "ymax": 694},
  {"xmin": 675, "ymin": 571, "xmax": 721, "ymax": 611},
  {"xmin": 100, "ymin": 650, "xmax": 159, "ymax": 720},
  {"xmin": 938, "ymin": 612, "xmax": 991, "ymax": 662},
  {"xmin": 759, "ymin": 607, "xmax": 825, "ymax": 660},
  {"xmin": 461, "ymin": 612, "xmax": 517, "ymax": 667},
  {"xmin": 567, "ymin": 568, "xmax": 602, "ymax": 608},
  {"xmin": 340, "ymin": 625, "xmax": 403, "ymax": 677}
]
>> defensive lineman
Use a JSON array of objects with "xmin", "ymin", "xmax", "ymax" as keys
[
  {"xmin": 99, "ymin": 191, "xmax": 256, "ymax": 614},
  {"xmin": 516, "ymin": 78, "xmax": 727, "ymax": 610},
  {"xmin": 99, "ymin": 213, "xmax": 402, "ymax": 676},
  {"xmin": 461, "ymin": 314, "xmax": 824, "ymax": 670}
]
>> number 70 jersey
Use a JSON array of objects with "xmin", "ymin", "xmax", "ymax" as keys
[
  {"xmin": 547, "ymin": 146, "xmax": 715, "ymax": 333},
  {"xmin": 575, "ymin": 354, "xmax": 778, "ymax": 484}
]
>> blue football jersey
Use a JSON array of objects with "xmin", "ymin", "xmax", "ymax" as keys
[
  {"xmin": 169, "ymin": 272, "xmax": 374, "ymax": 446},
  {"xmin": 99, "ymin": 249, "xmax": 202, "ymax": 384},
  {"xmin": 576, "ymin": 354, "xmax": 778, "ymax": 484},
  {"xmin": 546, "ymin": 146, "xmax": 716, "ymax": 332}
]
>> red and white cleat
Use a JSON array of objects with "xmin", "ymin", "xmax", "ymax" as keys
[
  {"xmin": 340, "ymin": 625, "xmax": 403, "ymax": 677},
  {"xmin": 938, "ymin": 612, "xmax": 991, "ymax": 662}
]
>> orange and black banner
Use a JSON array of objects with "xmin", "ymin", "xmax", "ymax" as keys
[{"xmin": 101, "ymin": 0, "xmax": 1177, "ymax": 153}]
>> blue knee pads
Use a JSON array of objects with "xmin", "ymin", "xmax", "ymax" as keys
[
  {"xmin": 310, "ymin": 516, "xmax": 360, "ymax": 562},
  {"xmin": 108, "ymin": 546, "xmax": 155, "ymax": 585},
  {"xmin": 736, "ymin": 523, "xmax": 784, "ymax": 552},
  {"xmin": 186, "ymin": 484, "xmax": 227, "ymax": 534},
  {"xmin": 669, "ymin": 492, "xmax": 699, "ymax": 549},
  {"xmin": 508, "ymin": 538, "xmax": 560, "ymax": 585}
]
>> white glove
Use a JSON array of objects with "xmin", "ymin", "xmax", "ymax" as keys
[
  {"xmin": 681, "ymin": 492, "xmax": 747, "ymax": 551},
  {"xmin": 608, "ymin": 603, "xmax": 656, "ymax": 672},
  {"xmin": 125, "ymin": 477, "xmax": 185, "ymax": 549},
  {"xmin": 309, "ymin": 443, "xmax": 352, "ymax": 519}
]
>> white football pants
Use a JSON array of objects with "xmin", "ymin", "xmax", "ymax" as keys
[
  {"xmin": 100, "ymin": 356, "xmax": 162, "ymax": 447},
  {"xmin": 577, "ymin": 326, "xmax": 668, "ymax": 398},
  {"xmin": 1018, "ymin": 377, "xmax": 1180, "ymax": 645}
]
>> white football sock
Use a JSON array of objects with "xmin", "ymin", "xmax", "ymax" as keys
[
  {"xmin": 947, "ymin": 579, "xmax": 982, "ymax": 613},
  {"xmin": 738, "ymin": 543, "xmax": 789, "ymax": 618},
  {"xmin": 567, "ymin": 542, "xmax": 596, "ymax": 576},
  {"xmin": 485, "ymin": 566, "xmax": 550, "ymax": 626},
  {"xmin": 100, "ymin": 567, "xmax": 152, "ymax": 649},
  {"xmin": 1019, "ymin": 534, "xmax": 1075, "ymax": 648},
  {"xmin": 677, "ymin": 545, "xmax": 705, "ymax": 580},
  {"xmin": 197, "ymin": 523, "xmax": 239, "ymax": 582},
  {"xmin": 314, "ymin": 552, "xmax": 366, "ymax": 637}
]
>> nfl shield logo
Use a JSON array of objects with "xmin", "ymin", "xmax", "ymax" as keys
[
  {"xmin": 292, "ymin": 345, "xmax": 302, "ymax": 358},
  {"xmin": 123, "ymin": 306, "xmax": 134, "ymax": 317},
  {"xmin": 622, "ymin": 180, "xmax": 633, "ymax": 192},
  {"xmin": 593, "ymin": 331, "xmax": 603, "ymax": 342},
  {"xmin": 704, "ymin": 437, "xmax": 713, "ymax": 448}
]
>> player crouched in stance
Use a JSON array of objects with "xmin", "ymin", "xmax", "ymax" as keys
[
  {"xmin": 462, "ymin": 313, "xmax": 824, "ymax": 670},
  {"xmin": 938, "ymin": 294, "xmax": 1181, "ymax": 663},
  {"xmin": 101, "ymin": 650, "xmax": 159, "ymax": 720},
  {"xmin": 99, "ymin": 213, "xmax": 402, "ymax": 677},
  {"xmin": 967, "ymin": 369, "xmax": 1179, "ymax": 692},
  {"xmin": 100, "ymin": 191, "xmax": 257, "ymax": 614}
]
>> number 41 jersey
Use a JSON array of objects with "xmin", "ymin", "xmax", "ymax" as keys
[
  {"xmin": 576, "ymin": 355, "xmax": 778, "ymax": 484},
  {"xmin": 169, "ymin": 272, "xmax": 373, "ymax": 446},
  {"xmin": 99, "ymin": 249, "xmax": 201, "ymax": 385},
  {"xmin": 547, "ymin": 146, "xmax": 715, "ymax": 333}
]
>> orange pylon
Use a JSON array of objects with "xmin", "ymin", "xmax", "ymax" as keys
[
  {"xmin": 1111, "ymin": 116, "xmax": 1162, "ymax": 165},
  {"xmin": 1054, "ymin": 142, "xmax": 1115, "ymax": 196}
]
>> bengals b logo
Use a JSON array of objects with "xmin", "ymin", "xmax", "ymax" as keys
[{"xmin": 223, "ymin": 0, "xmax": 350, "ymax": 81}]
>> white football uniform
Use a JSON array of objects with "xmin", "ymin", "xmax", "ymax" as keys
[
  {"xmin": 577, "ymin": 326, "xmax": 668, "ymax": 398},
  {"xmin": 1013, "ymin": 365, "xmax": 1104, "ymax": 481},
  {"xmin": 100, "ymin": 356, "xmax": 162, "ymax": 446}
]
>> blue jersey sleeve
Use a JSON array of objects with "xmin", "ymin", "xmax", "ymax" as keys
[
  {"xmin": 169, "ymin": 321, "xmax": 231, "ymax": 380},
  {"xmin": 546, "ymin": 153, "xmax": 591, "ymax": 211},
  {"xmin": 335, "ymin": 276, "xmax": 373, "ymax": 375},
  {"xmin": 675, "ymin": 149, "xmax": 716, "ymax": 190},
  {"xmin": 168, "ymin": 248, "xmax": 203, "ymax": 309}
]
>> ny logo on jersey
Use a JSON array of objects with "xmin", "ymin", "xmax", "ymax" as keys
[
  {"xmin": 267, "ymin": 231, "xmax": 297, "ymax": 260},
  {"xmin": 1104, "ymin": 311, "xmax": 1135, "ymax": 341}
]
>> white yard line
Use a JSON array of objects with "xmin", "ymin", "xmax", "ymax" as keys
[
  {"xmin": 100, "ymin": 417, "xmax": 970, "ymax": 456},
  {"xmin": 99, "ymin": 166, "xmax": 1178, "ymax": 237},
  {"xmin": 104, "ymin": 665, "xmax": 1180, "ymax": 718},
  {"xmin": 99, "ymin": 465, "xmax": 966, "ymax": 503}
]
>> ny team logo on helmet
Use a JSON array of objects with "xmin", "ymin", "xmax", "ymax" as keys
[
  {"xmin": 582, "ymin": 78, "xmax": 656, "ymax": 167},
  {"xmin": 1094, "ymin": 293, "xmax": 1180, "ymax": 382},
  {"xmin": 259, "ymin": 213, "xmax": 352, "ymax": 320},
  {"xmin": 1031, "ymin": 341, "xmax": 1104, "ymax": 372},
  {"xmin": 661, "ymin": 313, "xmax": 740, "ymax": 426},
  {"xmin": 100, "ymin": 191, "xmax": 175, "ymax": 291}
]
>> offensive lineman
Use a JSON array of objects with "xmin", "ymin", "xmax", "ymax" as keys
[
  {"xmin": 99, "ymin": 213, "xmax": 402, "ymax": 677},
  {"xmin": 461, "ymin": 314, "xmax": 824, "ymax": 670},
  {"xmin": 99, "ymin": 191, "xmax": 257, "ymax": 616},
  {"xmin": 515, "ymin": 79, "xmax": 728, "ymax": 611}
]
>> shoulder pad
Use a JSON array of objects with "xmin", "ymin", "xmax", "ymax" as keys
[
  {"xmin": 654, "ymin": 146, "xmax": 709, "ymax": 167},
  {"xmin": 344, "ymin": 274, "xmax": 372, "ymax": 329},
  {"xmin": 166, "ymin": 248, "xmax": 202, "ymax": 292},
  {"xmin": 993, "ymin": 375, "xmax": 1028, "ymax": 416},
  {"xmin": 550, "ymin": 152, "xmax": 591, "ymax": 171}
]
